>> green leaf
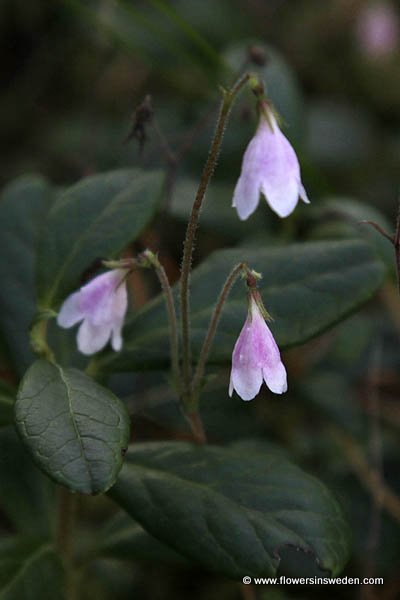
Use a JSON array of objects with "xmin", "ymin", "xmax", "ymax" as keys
[
  {"xmin": 317, "ymin": 197, "xmax": 396, "ymax": 276},
  {"xmin": 98, "ymin": 239, "xmax": 384, "ymax": 372},
  {"xmin": 109, "ymin": 441, "xmax": 351, "ymax": 578},
  {"xmin": 96, "ymin": 512, "xmax": 188, "ymax": 564},
  {"xmin": 0, "ymin": 176, "xmax": 52, "ymax": 375},
  {"xmin": 37, "ymin": 168, "xmax": 163, "ymax": 309},
  {"xmin": 15, "ymin": 360, "xmax": 130, "ymax": 494},
  {"xmin": 0, "ymin": 538, "xmax": 64, "ymax": 600},
  {"xmin": 0, "ymin": 427, "xmax": 56, "ymax": 537}
]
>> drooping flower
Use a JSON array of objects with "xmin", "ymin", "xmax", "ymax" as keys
[
  {"xmin": 232, "ymin": 104, "xmax": 309, "ymax": 220},
  {"xmin": 229, "ymin": 294, "xmax": 287, "ymax": 400},
  {"xmin": 57, "ymin": 269, "xmax": 128, "ymax": 355}
]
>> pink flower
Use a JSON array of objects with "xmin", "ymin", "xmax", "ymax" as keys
[
  {"xmin": 232, "ymin": 108, "xmax": 309, "ymax": 220},
  {"xmin": 356, "ymin": 2, "xmax": 399, "ymax": 59},
  {"xmin": 57, "ymin": 269, "xmax": 128, "ymax": 355},
  {"xmin": 229, "ymin": 296, "xmax": 287, "ymax": 400}
]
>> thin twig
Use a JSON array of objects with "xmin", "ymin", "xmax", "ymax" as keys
[{"xmin": 360, "ymin": 220, "xmax": 394, "ymax": 244}]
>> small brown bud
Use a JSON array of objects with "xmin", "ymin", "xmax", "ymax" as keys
[{"xmin": 125, "ymin": 94, "xmax": 154, "ymax": 150}]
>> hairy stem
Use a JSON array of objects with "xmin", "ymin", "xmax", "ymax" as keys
[
  {"xmin": 179, "ymin": 74, "xmax": 249, "ymax": 402},
  {"xmin": 192, "ymin": 263, "xmax": 246, "ymax": 400},
  {"xmin": 141, "ymin": 251, "xmax": 181, "ymax": 391}
]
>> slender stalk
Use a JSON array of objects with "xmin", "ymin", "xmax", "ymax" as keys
[
  {"xmin": 140, "ymin": 251, "xmax": 181, "ymax": 391},
  {"xmin": 186, "ymin": 410, "xmax": 207, "ymax": 445},
  {"xmin": 360, "ymin": 220, "xmax": 394, "ymax": 244},
  {"xmin": 57, "ymin": 488, "xmax": 77, "ymax": 600},
  {"xmin": 192, "ymin": 263, "xmax": 246, "ymax": 399},
  {"xmin": 30, "ymin": 315, "xmax": 56, "ymax": 363},
  {"xmin": 179, "ymin": 74, "xmax": 249, "ymax": 401}
]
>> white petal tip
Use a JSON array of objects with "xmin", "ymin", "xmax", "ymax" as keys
[
  {"xmin": 299, "ymin": 184, "xmax": 310, "ymax": 204},
  {"xmin": 111, "ymin": 334, "xmax": 123, "ymax": 352}
]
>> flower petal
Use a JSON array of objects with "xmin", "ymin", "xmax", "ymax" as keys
[
  {"xmin": 263, "ymin": 361, "xmax": 288, "ymax": 394},
  {"xmin": 57, "ymin": 291, "xmax": 84, "ymax": 328},
  {"xmin": 299, "ymin": 183, "xmax": 310, "ymax": 204},
  {"xmin": 229, "ymin": 373, "xmax": 234, "ymax": 397},
  {"xmin": 259, "ymin": 130, "xmax": 302, "ymax": 218},
  {"xmin": 232, "ymin": 172, "xmax": 261, "ymax": 221},
  {"xmin": 77, "ymin": 319, "xmax": 112, "ymax": 355},
  {"xmin": 110, "ymin": 276, "xmax": 128, "ymax": 351},
  {"xmin": 231, "ymin": 364, "xmax": 263, "ymax": 401},
  {"xmin": 80, "ymin": 270, "xmax": 124, "ymax": 326}
]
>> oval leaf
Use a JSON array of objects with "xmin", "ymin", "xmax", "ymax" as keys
[
  {"xmin": 96, "ymin": 513, "xmax": 188, "ymax": 565},
  {"xmin": 15, "ymin": 360, "xmax": 130, "ymax": 494},
  {"xmin": 109, "ymin": 441, "xmax": 351, "ymax": 579},
  {"xmin": 37, "ymin": 168, "xmax": 163, "ymax": 309},
  {"xmin": 98, "ymin": 239, "xmax": 384, "ymax": 372}
]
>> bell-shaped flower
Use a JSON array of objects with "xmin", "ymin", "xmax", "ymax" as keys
[
  {"xmin": 57, "ymin": 269, "xmax": 128, "ymax": 355},
  {"xmin": 229, "ymin": 295, "xmax": 287, "ymax": 400},
  {"xmin": 232, "ymin": 105, "xmax": 309, "ymax": 220}
]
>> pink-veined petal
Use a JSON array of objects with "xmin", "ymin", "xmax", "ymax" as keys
[
  {"xmin": 230, "ymin": 364, "xmax": 263, "ymax": 401},
  {"xmin": 229, "ymin": 296, "xmax": 288, "ymax": 400},
  {"xmin": 80, "ymin": 270, "xmax": 124, "ymax": 326}
]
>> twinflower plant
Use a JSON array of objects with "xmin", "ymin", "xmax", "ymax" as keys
[{"xmin": 1, "ymin": 64, "xmax": 388, "ymax": 598}]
